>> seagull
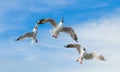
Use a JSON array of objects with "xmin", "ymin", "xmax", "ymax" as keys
[
  {"xmin": 37, "ymin": 18, "xmax": 78, "ymax": 42},
  {"xmin": 15, "ymin": 23, "xmax": 39, "ymax": 44},
  {"xmin": 64, "ymin": 44, "xmax": 106, "ymax": 64}
]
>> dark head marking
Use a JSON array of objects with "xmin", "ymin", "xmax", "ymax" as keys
[{"xmin": 83, "ymin": 48, "xmax": 86, "ymax": 51}]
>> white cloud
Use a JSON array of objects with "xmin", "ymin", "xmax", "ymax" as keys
[
  {"xmin": 77, "ymin": 14, "xmax": 120, "ymax": 47},
  {"xmin": 73, "ymin": 14, "xmax": 120, "ymax": 72}
]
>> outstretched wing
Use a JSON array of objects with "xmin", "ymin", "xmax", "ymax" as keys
[
  {"xmin": 61, "ymin": 27, "xmax": 78, "ymax": 42},
  {"xmin": 64, "ymin": 44, "xmax": 80, "ymax": 54},
  {"xmin": 15, "ymin": 32, "xmax": 33, "ymax": 41},
  {"xmin": 37, "ymin": 18, "xmax": 58, "ymax": 28},
  {"xmin": 85, "ymin": 52, "xmax": 106, "ymax": 61},
  {"xmin": 76, "ymin": 47, "xmax": 81, "ymax": 54}
]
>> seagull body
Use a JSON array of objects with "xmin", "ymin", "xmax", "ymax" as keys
[
  {"xmin": 64, "ymin": 44, "xmax": 106, "ymax": 64},
  {"xmin": 15, "ymin": 23, "xmax": 39, "ymax": 44},
  {"xmin": 37, "ymin": 18, "xmax": 78, "ymax": 42}
]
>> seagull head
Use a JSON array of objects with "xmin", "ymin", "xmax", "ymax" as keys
[
  {"xmin": 80, "ymin": 47, "xmax": 86, "ymax": 55},
  {"xmin": 82, "ymin": 48, "xmax": 86, "ymax": 51}
]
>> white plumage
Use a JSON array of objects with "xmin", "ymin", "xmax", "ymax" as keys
[
  {"xmin": 15, "ymin": 23, "xmax": 39, "ymax": 44},
  {"xmin": 37, "ymin": 18, "xmax": 78, "ymax": 42},
  {"xmin": 64, "ymin": 44, "xmax": 106, "ymax": 64}
]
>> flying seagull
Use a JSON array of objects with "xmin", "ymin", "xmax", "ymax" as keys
[
  {"xmin": 64, "ymin": 44, "xmax": 106, "ymax": 64},
  {"xmin": 15, "ymin": 23, "xmax": 39, "ymax": 44},
  {"xmin": 37, "ymin": 18, "xmax": 78, "ymax": 42}
]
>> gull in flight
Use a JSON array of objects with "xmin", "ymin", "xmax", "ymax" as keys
[
  {"xmin": 64, "ymin": 44, "xmax": 106, "ymax": 64},
  {"xmin": 37, "ymin": 18, "xmax": 78, "ymax": 42},
  {"xmin": 15, "ymin": 23, "xmax": 39, "ymax": 44}
]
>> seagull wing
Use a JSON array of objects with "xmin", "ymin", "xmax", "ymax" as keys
[
  {"xmin": 64, "ymin": 44, "xmax": 80, "ymax": 54},
  {"xmin": 61, "ymin": 27, "xmax": 78, "ymax": 42},
  {"xmin": 15, "ymin": 32, "xmax": 33, "ymax": 41},
  {"xmin": 85, "ymin": 52, "xmax": 106, "ymax": 61},
  {"xmin": 38, "ymin": 18, "xmax": 58, "ymax": 28},
  {"xmin": 76, "ymin": 47, "xmax": 81, "ymax": 54}
]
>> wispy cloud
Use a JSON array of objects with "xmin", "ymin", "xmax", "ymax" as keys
[
  {"xmin": 73, "ymin": 13, "xmax": 120, "ymax": 72},
  {"xmin": 78, "ymin": 13, "xmax": 120, "ymax": 46},
  {"xmin": 0, "ymin": 0, "xmax": 76, "ymax": 33}
]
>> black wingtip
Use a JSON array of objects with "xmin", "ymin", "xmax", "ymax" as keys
[
  {"xmin": 74, "ymin": 34, "xmax": 78, "ymax": 43},
  {"xmin": 37, "ymin": 19, "xmax": 45, "ymax": 24},
  {"xmin": 15, "ymin": 39, "xmax": 18, "ymax": 41},
  {"xmin": 15, "ymin": 37, "xmax": 20, "ymax": 41}
]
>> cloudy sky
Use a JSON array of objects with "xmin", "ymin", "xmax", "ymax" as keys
[{"xmin": 0, "ymin": 0, "xmax": 120, "ymax": 72}]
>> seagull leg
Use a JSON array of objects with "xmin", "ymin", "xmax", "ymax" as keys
[
  {"xmin": 52, "ymin": 35, "xmax": 57, "ymax": 39},
  {"xmin": 54, "ymin": 36, "xmax": 57, "ymax": 39},
  {"xmin": 80, "ymin": 62, "xmax": 82, "ymax": 64},
  {"xmin": 36, "ymin": 39, "xmax": 38, "ymax": 43},
  {"xmin": 76, "ymin": 58, "xmax": 83, "ymax": 64}
]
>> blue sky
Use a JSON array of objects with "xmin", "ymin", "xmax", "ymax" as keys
[{"xmin": 0, "ymin": 0, "xmax": 120, "ymax": 72}]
